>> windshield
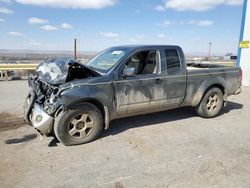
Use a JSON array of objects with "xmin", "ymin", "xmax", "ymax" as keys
[{"xmin": 85, "ymin": 48, "xmax": 130, "ymax": 73}]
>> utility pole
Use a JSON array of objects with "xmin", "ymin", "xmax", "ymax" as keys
[
  {"xmin": 208, "ymin": 42, "xmax": 212, "ymax": 61},
  {"xmin": 74, "ymin": 38, "xmax": 77, "ymax": 61}
]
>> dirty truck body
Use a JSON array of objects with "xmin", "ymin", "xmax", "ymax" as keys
[{"xmin": 24, "ymin": 45, "xmax": 241, "ymax": 145}]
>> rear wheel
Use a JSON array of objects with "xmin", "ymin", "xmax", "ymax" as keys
[
  {"xmin": 54, "ymin": 102, "xmax": 103, "ymax": 146},
  {"xmin": 196, "ymin": 87, "xmax": 224, "ymax": 118}
]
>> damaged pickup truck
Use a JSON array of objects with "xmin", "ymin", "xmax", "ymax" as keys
[{"xmin": 24, "ymin": 45, "xmax": 242, "ymax": 146}]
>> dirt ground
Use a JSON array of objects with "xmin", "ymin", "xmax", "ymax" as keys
[{"xmin": 0, "ymin": 81, "xmax": 250, "ymax": 188}]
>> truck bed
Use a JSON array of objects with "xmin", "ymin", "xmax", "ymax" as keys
[
  {"xmin": 183, "ymin": 63, "xmax": 241, "ymax": 107},
  {"xmin": 186, "ymin": 62, "xmax": 233, "ymax": 70}
]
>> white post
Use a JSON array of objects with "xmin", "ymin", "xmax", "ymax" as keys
[{"xmin": 238, "ymin": 0, "xmax": 250, "ymax": 86}]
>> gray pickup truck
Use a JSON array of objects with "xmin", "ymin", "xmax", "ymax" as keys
[{"xmin": 24, "ymin": 45, "xmax": 241, "ymax": 146}]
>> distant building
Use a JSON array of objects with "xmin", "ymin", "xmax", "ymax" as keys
[{"xmin": 224, "ymin": 54, "xmax": 237, "ymax": 61}]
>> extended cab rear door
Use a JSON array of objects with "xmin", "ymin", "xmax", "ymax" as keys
[{"xmin": 163, "ymin": 47, "xmax": 187, "ymax": 107}]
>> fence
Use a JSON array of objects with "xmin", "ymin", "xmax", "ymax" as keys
[{"xmin": 0, "ymin": 64, "xmax": 37, "ymax": 79}]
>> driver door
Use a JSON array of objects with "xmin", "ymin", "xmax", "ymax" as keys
[{"xmin": 113, "ymin": 49, "xmax": 167, "ymax": 118}]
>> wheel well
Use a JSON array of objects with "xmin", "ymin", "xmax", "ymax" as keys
[
  {"xmin": 203, "ymin": 84, "xmax": 226, "ymax": 103},
  {"xmin": 192, "ymin": 83, "xmax": 226, "ymax": 107},
  {"xmin": 61, "ymin": 99, "xmax": 108, "ymax": 128},
  {"xmin": 206, "ymin": 84, "xmax": 225, "ymax": 95},
  {"xmin": 80, "ymin": 99, "xmax": 110, "ymax": 129},
  {"xmin": 85, "ymin": 99, "xmax": 106, "ymax": 119},
  {"xmin": 58, "ymin": 99, "xmax": 104, "ymax": 117},
  {"xmin": 72, "ymin": 99, "xmax": 105, "ymax": 118}
]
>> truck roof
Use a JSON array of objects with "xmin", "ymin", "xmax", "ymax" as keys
[{"xmin": 111, "ymin": 45, "xmax": 181, "ymax": 50}]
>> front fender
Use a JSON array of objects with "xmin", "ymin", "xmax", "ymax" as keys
[{"xmin": 55, "ymin": 83, "xmax": 115, "ymax": 128}]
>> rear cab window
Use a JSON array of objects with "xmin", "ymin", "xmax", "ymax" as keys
[{"xmin": 165, "ymin": 49, "xmax": 181, "ymax": 75}]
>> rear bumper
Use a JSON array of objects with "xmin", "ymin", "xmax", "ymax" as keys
[
  {"xmin": 234, "ymin": 87, "xmax": 242, "ymax": 95},
  {"xmin": 24, "ymin": 90, "xmax": 53, "ymax": 136}
]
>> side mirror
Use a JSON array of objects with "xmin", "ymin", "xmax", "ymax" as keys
[{"xmin": 123, "ymin": 67, "xmax": 135, "ymax": 77}]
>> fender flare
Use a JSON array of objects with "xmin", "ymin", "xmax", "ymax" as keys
[
  {"xmin": 58, "ymin": 98, "xmax": 111, "ymax": 130},
  {"xmin": 191, "ymin": 77, "xmax": 228, "ymax": 107}
]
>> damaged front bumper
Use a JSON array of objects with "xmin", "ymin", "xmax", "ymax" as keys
[
  {"xmin": 24, "ymin": 90, "xmax": 54, "ymax": 136},
  {"xmin": 30, "ymin": 104, "xmax": 53, "ymax": 135}
]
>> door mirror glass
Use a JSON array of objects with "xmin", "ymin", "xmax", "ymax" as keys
[{"xmin": 123, "ymin": 67, "xmax": 135, "ymax": 77}]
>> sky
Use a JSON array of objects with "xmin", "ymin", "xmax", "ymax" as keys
[{"xmin": 0, "ymin": 0, "xmax": 244, "ymax": 54}]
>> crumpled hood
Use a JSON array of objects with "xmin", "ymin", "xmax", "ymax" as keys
[{"xmin": 36, "ymin": 58, "xmax": 100, "ymax": 85}]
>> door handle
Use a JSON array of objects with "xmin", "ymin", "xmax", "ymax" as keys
[{"xmin": 155, "ymin": 78, "xmax": 163, "ymax": 84}]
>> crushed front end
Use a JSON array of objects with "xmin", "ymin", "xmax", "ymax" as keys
[
  {"xmin": 24, "ymin": 75, "xmax": 60, "ymax": 135},
  {"xmin": 23, "ymin": 58, "xmax": 70, "ymax": 136},
  {"xmin": 23, "ymin": 58, "xmax": 101, "ymax": 136}
]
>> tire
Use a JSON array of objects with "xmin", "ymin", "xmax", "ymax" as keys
[
  {"xmin": 54, "ymin": 102, "xmax": 103, "ymax": 146},
  {"xmin": 196, "ymin": 87, "xmax": 224, "ymax": 118}
]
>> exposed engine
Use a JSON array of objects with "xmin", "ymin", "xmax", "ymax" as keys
[{"xmin": 26, "ymin": 58, "xmax": 101, "ymax": 117}]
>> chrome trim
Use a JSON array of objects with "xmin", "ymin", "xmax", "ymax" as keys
[{"xmin": 31, "ymin": 104, "xmax": 53, "ymax": 136}]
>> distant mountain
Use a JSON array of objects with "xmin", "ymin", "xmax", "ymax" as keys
[
  {"xmin": 0, "ymin": 49, "xmax": 230, "ymax": 57},
  {"xmin": 0, "ymin": 49, "xmax": 97, "ymax": 55}
]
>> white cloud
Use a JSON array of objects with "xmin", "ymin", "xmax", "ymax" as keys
[
  {"xmin": 191, "ymin": 36, "xmax": 201, "ymax": 42},
  {"xmin": 128, "ymin": 34, "xmax": 146, "ymax": 43},
  {"xmin": 0, "ymin": 0, "xmax": 12, "ymax": 4},
  {"xmin": 136, "ymin": 34, "xmax": 145, "ymax": 40},
  {"xmin": 157, "ymin": 19, "xmax": 213, "ymax": 28},
  {"xmin": 164, "ymin": 0, "xmax": 222, "ymax": 11},
  {"xmin": 188, "ymin": 20, "xmax": 214, "ymax": 26},
  {"xmin": 157, "ymin": 20, "xmax": 172, "ymax": 28},
  {"xmin": 8, "ymin": 31, "xmax": 23, "ymax": 36},
  {"xmin": 28, "ymin": 17, "xmax": 48, "ymax": 24},
  {"xmin": 0, "ymin": 18, "xmax": 5, "ymax": 22},
  {"xmin": 99, "ymin": 32, "xmax": 119, "ymax": 38},
  {"xmin": 155, "ymin": 5, "xmax": 165, "ymax": 12},
  {"xmin": 13, "ymin": 0, "xmax": 117, "ymax": 9},
  {"xmin": 226, "ymin": 0, "xmax": 243, "ymax": 5},
  {"xmin": 157, "ymin": 34, "xmax": 166, "ymax": 38},
  {"xmin": 59, "ymin": 23, "xmax": 73, "ymax": 29},
  {"xmin": 29, "ymin": 39, "xmax": 41, "ymax": 46},
  {"xmin": 0, "ymin": 7, "xmax": 13, "ymax": 14},
  {"xmin": 128, "ymin": 38, "xmax": 138, "ymax": 43},
  {"xmin": 157, "ymin": 0, "xmax": 243, "ymax": 12},
  {"xmin": 155, "ymin": 5, "xmax": 166, "ymax": 12},
  {"xmin": 40, "ymin": 25, "xmax": 58, "ymax": 31}
]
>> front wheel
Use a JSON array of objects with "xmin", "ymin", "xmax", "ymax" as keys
[
  {"xmin": 54, "ymin": 102, "xmax": 103, "ymax": 146},
  {"xmin": 196, "ymin": 87, "xmax": 224, "ymax": 118}
]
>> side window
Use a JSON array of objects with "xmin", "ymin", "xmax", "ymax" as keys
[
  {"xmin": 124, "ymin": 50, "xmax": 159, "ymax": 76},
  {"xmin": 165, "ymin": 49, "xmax": 181, "ymax": 75}
]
